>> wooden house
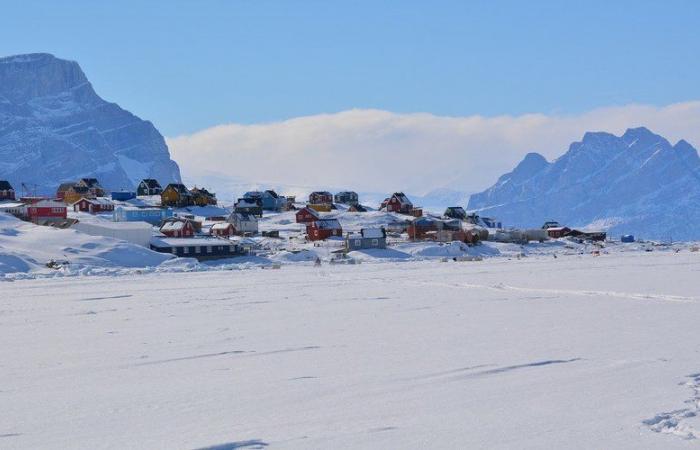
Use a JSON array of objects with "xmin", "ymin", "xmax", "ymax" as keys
[
  {"xmin": 345, "ymin": 228, "xmax": 387, "ymax": 251},
  {"xmin": 77, "ymin": 178, "xmax": 105, "ymax": 197},
  {"xmin": 150, "ymin": 237, "xmax": 244, "ymax": 261},
  {"xmin": 161, "ymin": 183, "xmax": 193, "ymax": 207},
  {"xmin": 63, "ymin": 185, "xmax": 94, "ymax": 204},
  {"xmin": 444, "ymin": 207, "xmax": 468, "ymax": 221},
  {"xmin": 295, "ymin": 206, "xmax": 320, "ymax": 224},
  {"xmin": 381, "ymin": 192, "xmax": 422, "ymax": 216},
  {"xmin": 546, "ymin": 226, "xmax": 572, "ymax": 239},
  {"xmin": 243, "ymin": 190, "xmax": 285, "ymax": 211},
  {"xmin": 309, "ymin": 191, "xmax": 333, "ymax": 205},
  {"xmin": 226, "ymin": 211, "xmax": 259, "ymax": 235},
  {"xmin": 73, "ymin": 197, "xmax": 115, "ymax": 214},
  {"xmin": 137, "ymin": 179, "xmax": 162, "ymax": 196},
  {"xmin": 190, "ymin": 187, "xmax": 217, "ymax": 206},
  {"xmin": 0, "ymin": 180, "xmax": 15, "ymax": 201},
  {"xmin": 56, "ymin": 182, "xmax": 75, "ymax": 200},
  {"xmin": 209, "ymin": 222, "xmax": 235, "ymax": 237},
  {"xmin": 26, "ymin": 200, "xmax": 67, "ymax": 223},
  {"xmin": 234, "ymin": 198, "xmax": 263, "ymax": 217},
  {"xmin": 306, "ymin": 218, "xmax": 343, "ymax": 241},
  {"xmin": 159, "ymin": 217, "xmax": 197, "ymax": 238},
  {"xmin": 334, "ymin": 191, "xmax": 359, "ymax": 206}
]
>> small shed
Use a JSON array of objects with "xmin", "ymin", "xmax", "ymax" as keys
[{"xmin": 621, "ymin": 234, "xmax": 635, "ymax": 243}]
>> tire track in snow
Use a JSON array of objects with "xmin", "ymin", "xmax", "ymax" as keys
[
  {"xmin": 415, "ymin": 280, "xmax": 697, "ymax": 304},
  {"xmin": 644, "ymin": 373, "xmax": 700, "ymax": 440}
]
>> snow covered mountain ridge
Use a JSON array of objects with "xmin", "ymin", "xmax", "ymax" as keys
[
  {"xmin": 0, "ymin": 53, "xmax": 181, "ymax": 194},
  {"xmin": 468, "ymin": 127, "xmax": 700, "ymax": 240}
]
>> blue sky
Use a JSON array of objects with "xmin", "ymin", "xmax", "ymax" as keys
[{"xmin": 2, "ymin": 0, "xmax": 699, "ymax": 136}]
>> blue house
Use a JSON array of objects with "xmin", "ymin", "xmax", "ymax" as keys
[
  {"xmin": 243, "ymin": 190, "xmax": 285, "ymax": 211},
  {"xmin": 113, "ymin": 206, "xmax": 173, "ymax": 225}
]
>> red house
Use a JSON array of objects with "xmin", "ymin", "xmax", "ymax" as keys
[
  {"xmin": 26, "ymin": 200, "xmax": 67, "ymax": 223},
  {"xmin": 547, "ymin": 226, "xmax": 572, "ymax": 239},
  {"xmin": 160, "ymin": 218, "xmax": 196, "ymax": 238},
  {"xmin": 73, "ymin": 198, "xmax": 115, "ymax": 214},
  {"xmin": 381, "ymin": 192, "xmax": 422, "ymax": 216},
  {"xmin": 308, "ymin": 191, "xmax": 333, "ymax": 205},
  {"xmin": 306, "ymin": 218, "xmax": 343, "ymax": 241},
  {"xmin": 295, "ymin": 206, "xmax": 320, "ymax": 224},
  {"xmin": 209, "ymin": 222, "xmax": 235, "ymax": 237}
]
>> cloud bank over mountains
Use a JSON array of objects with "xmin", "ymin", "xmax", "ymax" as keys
[{"xmin": 167, "ymin": 101, "xmax": 700, "ymax": 196}]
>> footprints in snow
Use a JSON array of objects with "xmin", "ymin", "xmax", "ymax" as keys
[{"xmin": 644, "ymin": 373, "xmax": 700, "ymax": 440}]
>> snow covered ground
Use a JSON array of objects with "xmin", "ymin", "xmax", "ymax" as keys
[{"xmin": 2, "ymin": 251, "xmax": 700, "ymax": 449}]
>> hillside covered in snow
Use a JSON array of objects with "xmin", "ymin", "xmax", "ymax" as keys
[
  {"xmin": 468, "ymin": 127, "xmax": 700, "ymax": 240},
  {"xmin": 0, "ymin": 53, "xmax": 181, "ymax": 193}
]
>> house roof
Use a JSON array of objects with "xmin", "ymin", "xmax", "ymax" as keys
[
  {"xmin": 392, "ymin": 192, "xmax": 412, "ymax": 205},
  {"xmin": 140, "ymin": 179, "xmax": 161, "ymax": 188},
  {"xmin": 150, "ymin": 236, "xmax": 236, "ymax": 248},
  {"xmin": 80, "ymin": 178, "xmax": 102, "ymax": 188},
  {"xmin": 211, "ymin": 222, "xmax": 233, "ymax": 230},
  {"xmin": 31, "ymin": 200, "xmax": 66, "ymax": 208},
  {"xmin": 161, "ymin": 221, "xmax": 188, "ymax": 231},
  {"xmin": 76, "ymin": 197, "xmax": 114, "ymax": 206},
  {"xmin": 235, "ymin": 198, "xmax": 261, "ymax": 208},
  {"xmin": 313, "ymin": 218, "xmax": 342, "ymax": 229},
  {"xmin": 165, "ymin": 183, "xmax": 190, "ymax": 194},
  {"xmin": 311, "ymin": 191, "xmax": 333, "ymax": 197},
  {"xmin": 264, "ymin": 190, "xmax": 280, "ymax": 198},
  {"xmin": 361, "ymin": 228, "xmax": 386, "ymax": 238},
  {"xmin": 228, "ymin": 211, "xmax": 258, "ymax": 222},
  {"xmin": 298, "ymin": 207, "xmax": 320, "ymax": 218},
  {"xmin": 68, "ymin": 185, "xmax": 91, "ymax": 194},
  {"xmin": 0, "ymin": 180, "xmax": 13, "ymax": 190},
  {"xmin": 57, "ymin": 182, "xmax": 76, "ymax": 192}
]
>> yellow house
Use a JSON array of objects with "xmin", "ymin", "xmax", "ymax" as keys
[
  {"xmin": 63, "ymin": 185, "xmax": 94, "ymax": 204},
  {"xmin": 161, "ymin": 183, "xmax": 192, "ymax": 207},
  {"xmin": 307, "ymin": 203, "xmax": 332, "ymax": 212}
]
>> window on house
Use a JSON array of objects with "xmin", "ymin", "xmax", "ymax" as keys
[
  {"xmin": 355, "ymin": 240, "xmax": 362, "ymax": 247},
  {"xmin": 195, "ymin": 247, "xmax": 201, "ymax": 254},
  {"xmin": 207, "ymin": 246, "xmax": 213, "ymax": 253},
  {"xmin": 372, "ymin": 239, "xmax": 379, "ymax": 246},
  {"xmin": 183, "ymin": 247, "xmax": 189, "ymax": 254}
]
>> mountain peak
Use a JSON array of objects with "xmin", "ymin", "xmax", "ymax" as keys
[
  {"xmin": 0, "ymin": 53, "xmax": 181, "ymax": 192},
  {"xmin": 0, "ymin": 53, "xmax": 88, "ymax": 103},
  {"xmin": 469, "ymin": 128, "xmax": 700, "ymax": 240}
]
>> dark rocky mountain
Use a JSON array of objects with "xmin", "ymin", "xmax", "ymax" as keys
[{"xmin": 0, "ymin": 53, "xmax": 181, "ymax": 194}]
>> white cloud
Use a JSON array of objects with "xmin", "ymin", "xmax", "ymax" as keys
[{"xmin": 167, "ymin": 101, "xmax": 700, "ymax": 198}]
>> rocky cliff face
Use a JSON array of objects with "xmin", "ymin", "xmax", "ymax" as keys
[
  {"xmin": 0, "ymin": 53, "xmax": 181, "ymax": 194},
  {"xmin": 468, "ymin": 127, "xmax": 700, "ymax": 240}
]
